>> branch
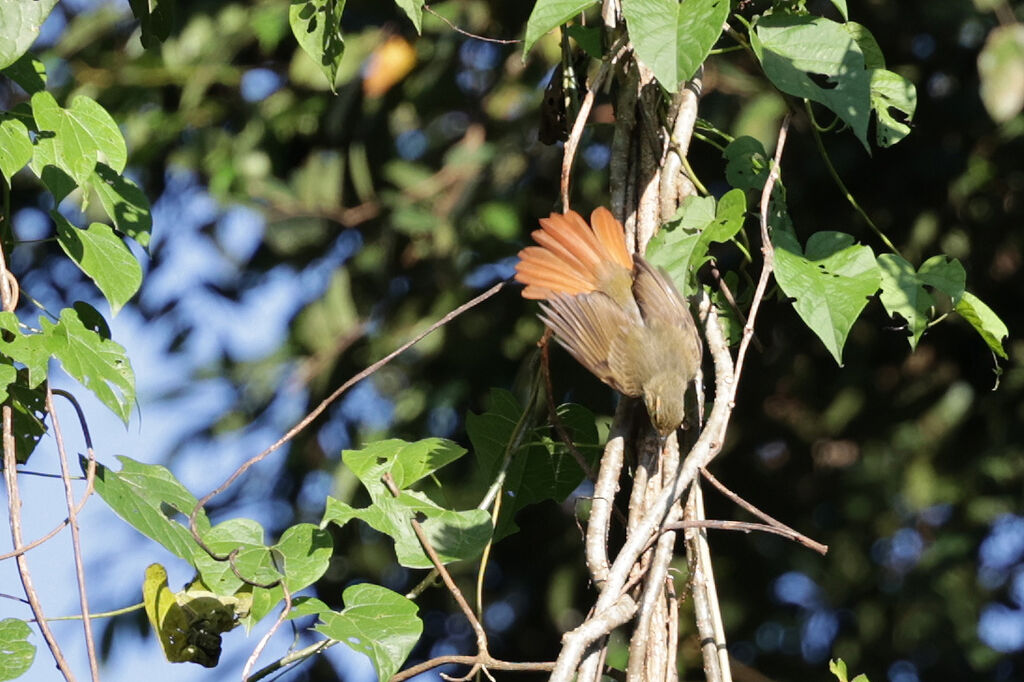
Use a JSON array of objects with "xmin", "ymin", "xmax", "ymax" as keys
[
  {"xmin": 46, "ymin": 385, "xmax": 99, "ymax": 682},
  {"xmin": 189, "ymin": 281, "xmax": 507, "ymax": 565},
  {"xmin": 561, "ymin": 37, "xmax": 629, "ymax": 210}
]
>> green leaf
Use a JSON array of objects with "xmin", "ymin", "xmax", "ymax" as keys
[
  {"xmin": 723, "ymin": 136, "xmax": 770, "ymax": 191},
  {"xmin": 2, "ymin": 55, "xmax": 47, "ymax": 94},
  {"xmin": 4, "ymin": 372, "xmax": 48, "ymax": 465},
  {"xmin": 0, "ymin": 0, "xmax": 59, "ymax": 70},
  {"xmin": 467, "ymin": 389, "xmax": 599, "ymax": 540},
  {"xmin": 0, "ymin": 312, "xmax": 51, "ymax": 387},
  {"xmin": 30, "ymin": 92, "xmax": 127, "ymax": 186},
  {"xmin": 829, "ymin": 0, "xmax": 848, "ymax": 21},
  {"xmin": 52, "ymin": 213, "xmax": 142, "ymax": 314},
  {"xmin": 752, "ymin": 14, "xmax": 872, "ymax": 150},
  {"xmin": 646, "ymin": 188, "xmax": 746, "ymax": 296},
  {"xmin": 286, "ymin": 597, "xmax": 331, "ymax": 620},
  {"xmin": 567, "ymin": 25, "xmax": 603, "ymax": 59},
  {"xmin": 622, "ymin": 0, "xmax": 729, "ymax": 91},
  {"xmin": 523, "ymin": 0, "xmax": 599, "ymax": 57},
  {"xmin": 343, "ymin": 438, "xmax": 466, "ymax": 490},
  {"xmin": 393, "ymin": 0, "xmax": 424, "ymax": 33},
  {"xmin": 978, "ymin": 24, "xmax": 1024, "ymax": 123},
  {"xmin": 321, "ymin": 438, "xmax": 491, "ymax": 568},
  {"xmin": 192, "ymin": 518, "xmax": 279, "ymax": 595},
  {"xmin": 0, "ymin": 618, "xmax": 35, "ymax": 681},
  {"xmin": 128, "ymin": 0, "xmax": 174, "ymax": 49},
  {"xmin": 92, "ymin": 163, "xmax": 153, "ymax": 250},
  {"xmin": 91, "ymin": 455, "xmax": 212, "ymax": 562},
  {"xmin": 869, "ymin": 68, "xmax": 916, "ymax": 147},
  {"xmin": 773, "ymin": 230, "xmax": 881, "ymax": 364},
  {"xmin": 877, "ymin": 254, "xmax": 964, "ymax": 349},
  {"xmin": 289, "ymin": 0, "xmax": 346, "ymax": 91},
  {"xmin": 42, "ymin": 307, "xmax": 135, "ymax": 422},
  {"xmin": 0, "ymin": 115, "xmax": 32, "ymax": 182},
  {"xmin": 315, "ymin": 583, "xmax": 422, "ymax": 682},
  {"xmin": 955, "ymin": 291, "xmax": 1008, "ymax": 359},
  {"xmin": 240, "ymin": 523, "xmax": 333, "ymax": 627}
]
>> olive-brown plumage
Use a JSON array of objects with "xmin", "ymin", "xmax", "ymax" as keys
[{"xmin": 515, "ymin": 207, "xmax": 702, "ymax": 436}]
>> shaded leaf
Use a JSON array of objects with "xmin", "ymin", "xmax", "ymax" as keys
[
  {"xmin": 1, "ymin": 55, "xmax": 46, "ymax": 94},
  {"xmin": 393, "ymin": 0, "xmax": 424, "ymax": 33},
  {"xmin": 0, "ymin": 115, "xmax": 32, "ymax": 182},
  {"xmin": 315, "ymin": 583, "xmax": 422, "ymax": 682},
  {"xmin": 468, "ymin": 389, "xmax": 598, "ymax": 540},
  {"xmin": 978, "ymin": 24, "xmax": 1024, "ymax": 123},
  {"xmin": 723, "ymin": 135, "xmax": 770, "ymax": 191}
]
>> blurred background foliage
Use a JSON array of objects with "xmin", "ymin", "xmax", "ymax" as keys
[{"xmin": 5, "ymin": 0, "xmax": 1023, "ymax": 680}]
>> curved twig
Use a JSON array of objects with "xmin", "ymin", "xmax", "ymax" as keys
[{"xmin": 188, "ymin": 281, "xmax": 507, "ymax": 565}]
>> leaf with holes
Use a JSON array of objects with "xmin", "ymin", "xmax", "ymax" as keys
[
  {"xmin": 315, "ymin": 583, "xmax": 422, "ymax": 682},
  {"xmin": 773, "ymin": 230, "xmax": 880, "ymax": 364},
  {"xmin": 289, "ymin": 0, "xmax": 346, "ymax": 90},
  {"xmin": 878, "ymin": 254, "xmax": 965, "ymax": 348}
]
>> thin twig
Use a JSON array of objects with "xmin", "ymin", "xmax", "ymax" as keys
[
  {"xmin": 381, "ymin": 473, "xmax": 487, "ymax": 651},
  {"xmin": 392, "ymin": 655, "xmax": 554, "ymax": 682},
  {"xmin": 242, "ymin": 581, "xmax": 293, "ymax": 681},
  {"xmin": 423, "ymin": 4, "xmax": 521, "ymax": 44},
  {"xmin": 803, "ymin": 100, "xmax": 902, "ymax": 257},
  {"xmin": 46, "ymin": 385, "xmax": 99, "ymax": 682},
  {"xmin": 561, "ymin": 37, "xmax": 629, "ymax": 210},
  {"xmin": 189, "ymin": 281, "xmax": 507, "ymax": 561},
  {"xmin": 699, "ymin": 468, "xmax": 827, "ymax": 555},
  {"xmin": 730, "ymin": 115, "xmax": 790, "ymax": 401},
  {"xmin": 685, "ymin": 482, "xmax": 730, "ymax": 682}
]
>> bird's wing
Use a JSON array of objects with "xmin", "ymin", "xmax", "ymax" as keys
[
  {"xmin": 541, "ymin": 292, "xmax": 644, "ymax": 397},
  {"xmin": 633, "ymin": 259, "xmax": 700, "ymax": 333}
]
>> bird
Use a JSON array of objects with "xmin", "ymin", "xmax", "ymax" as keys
[{"xmin": 514, "ymin": 207, "xmax": 703, "ymax": 436}]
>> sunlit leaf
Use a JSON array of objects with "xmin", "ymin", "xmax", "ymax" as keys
[
  {"xmin": 0, "ymin": 0, "xmax": 59, "ymax": 70},
  {"xmin": 315, "ymin": 583, "xmax": 422, "ymax": 682},
  {"xmin": 0, "ymin": 115, "xmax": 32, "ymax": 182},
  {"xmin": 621, "ymin": 0, "xmax": 729, "ymax": 91},
  {"xmin": 31, "ymin": 92, "xmax": 126, "ymax": 186},
  {"xmin": 955, "ymin": 291, "xmax": 1008, "ymax": 359},
  {"xmin": 92, "ymin": 163, "xmax": 153, "ymax": 250},
  {"xmin": 42, "ymin": 307, "xmax": 135, "ymax": 422},
  {"xmin": 52, "ymin": 213, "xmax": 142, "ymax": 314},
  {"xmin": 0, "ymin": 618, "xmax": 35, "ymax": 681},
  {"xmin": 289, "ymin": 0, "xmax": 346, "ymax": 90},
  {"xmin": 523, "ymin": 0, "xmax": 599, "ymax": 57},
  {"xmin": 91, "ymin": 456, "xmax": 211, "ymax": 561},
  {"xmin": 773, "ymin": 230, "xmax": 881, "ymax": 364},
  {"xmin": 978, "ymin": 24, "xmax": 1024, "ymax": 123}
]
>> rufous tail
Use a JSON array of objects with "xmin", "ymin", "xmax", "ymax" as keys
[{"xmin": 514, "ymin": 207, "xmax": 633, "ymax": 300}]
